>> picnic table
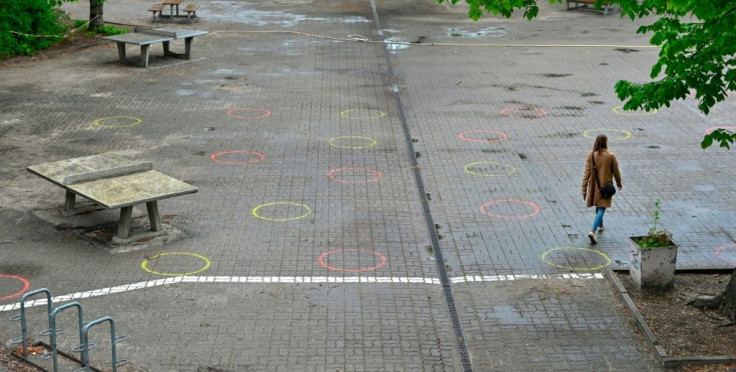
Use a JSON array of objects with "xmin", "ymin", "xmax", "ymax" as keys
[
  {"xmin": 28, "ymin": 154, "xmax": 197, "ymax": 243},
  {"xmin": 161, "ymin": 0, "xmax": 183, "ymax": 17},
  {"xmin": 566, "ymin": 0, "xmax": 616, "ymax": 14},
  {"xmin": 102, "ymin": 27, "xmax": 207, "ymax": 68},
  {"xmin": 149, "ymin": 1, "xmax": 199, "ymax": 23}
]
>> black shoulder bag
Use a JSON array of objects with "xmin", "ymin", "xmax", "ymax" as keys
[{"xmin": 592, "ymin": 152, "xmax": 616, "ymax": 199}]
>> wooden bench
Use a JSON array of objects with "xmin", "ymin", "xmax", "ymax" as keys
[
  {"xmin": 27, "ymin": 154, "xmax": 198, "ymax": 244},
  {"xmin": 102, "ymin": 27, "xmax": 208, "ymax": 68},
  {"xmin": 148, "ymin": 3, "xmax": 165, "ymax": 22},
  {"xmin": 183, "ymin": 3, "xmax": 199, "ymax": 23},
  {"xmin": 566, "ymin": 0, "xmax": 616, "ymax": 15}
]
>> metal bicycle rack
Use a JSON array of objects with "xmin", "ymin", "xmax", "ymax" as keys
[
  {"xmin": 44, "ymin": 302, "xmax": 84, "ymax": 371},
  {"xmin": 7, "ymin": 288, "xmax": 128, "ymax": 372},
  {"xmin": 8, "ymin": 288, "xmax": 54, "ymax": 358},
  {"xmin": 74, "ymin": 316, "xmax": 128, "ymax": 372}
]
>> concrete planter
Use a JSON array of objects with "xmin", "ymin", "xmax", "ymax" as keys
[{"xmin": 628, "ymin": 236, "xmax": 677, "ymax": 290}]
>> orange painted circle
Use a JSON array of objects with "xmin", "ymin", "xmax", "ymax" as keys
[
  {"xmin": 0, "ymin": 274, "xmax": 30, "ymax": 301},
  {"xmin": 318, "ymin": 249, "xmax": 387, "ymax": 272}
]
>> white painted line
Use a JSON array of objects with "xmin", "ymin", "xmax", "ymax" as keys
[{"xmin": 0, "ymin": 273, "xmax": 604, "ymax": 313}]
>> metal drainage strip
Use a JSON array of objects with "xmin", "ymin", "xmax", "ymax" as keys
[{"xmin": 368, "ymin": 1, "xmax": 473, "ymax": 371}]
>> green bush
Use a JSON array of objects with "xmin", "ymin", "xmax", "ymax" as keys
[
  {"xmin": 72, "ymin": 19, "xmax": 128, "ymax": 36},
  {"xmin": 94, "ymin": 24, "xmax": 128, "ymax": 36},
  {"xmin": 0, "ymin": 0, "xmax": 66, "ymax": 57}
]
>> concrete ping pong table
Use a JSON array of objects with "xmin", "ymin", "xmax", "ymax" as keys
[
  {"xmin": 27, "ymin": 154, "xmax": 197, "ymax": 243},
  {"xmin": 102, "ymin": 27, "xmax": 208, "ymax": 68}
]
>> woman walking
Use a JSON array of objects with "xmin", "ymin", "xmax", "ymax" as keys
[{"xmin": 582, "ymin": 134, "xmax": 622, "ymax": 244}]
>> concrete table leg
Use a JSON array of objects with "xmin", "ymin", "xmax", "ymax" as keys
[
  {"xmin": 147, "ymin": 201, "xmax": 162, "ymax": 232},
  {"xmin": 117, "ymin": 206, "xmax": 133, "ymax": 239},
  {"xmin": 184, "ymin": 37, "xmax": 193, "ymax": 59},
  {"xmin": 140, "ymin": 45, "xmax": 151, "ymax": 68},
  {"xmin": 116, "ymin": 42, "xmax": 127, "ymax": 63},
  {"xmin": 61, "ymin": 190, "xmax": 104, "ymax": 216},
  {"xmin": 112, "ymin": 202, "xmax": 167, "ymax": 244},
  {"xmin": 163, "ymin": 41, "xmax": 171, "ymax": 56},
  {"xmin": 64, "ymin": 190, "xmax": 76, "ymax": 214}
]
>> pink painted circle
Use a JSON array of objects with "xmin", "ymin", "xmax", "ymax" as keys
[
  {"xmin": 0, "ymin": 274, "xmax": 30, "ymax": 301},
  {"xmin": 210, "ymin": 150, "xmax": 265, "ymax": 165},
  {"xmin": 705, "ymin": 126, "xmax": 736, "ymax": 134},
  {"xmin": 480, "ymin": 199, "xmax": 540, "ymax": 219},
  {"xmin": 318, "ymin": 249, "xmax": 387, "ymax": 272},
  {"xmin": 327, "ymin": 167, "xmax": 382, "ymax": 184},
  {"xmin": 715, "ymin": 244, "xmax": 736, "ymax": 266},
  {"xmin": 458, "ymin": 130, "xmax": 508, "ymax": 143},
  {"xmin": 227, "ymin": 108, "xmax": 272, "ymax": 119},
  {"xmin": 500, "ymin": 106, "xmax": 547, "ymax": 118}
]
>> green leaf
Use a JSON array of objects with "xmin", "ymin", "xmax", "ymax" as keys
[{"xmin": 701, "ymin": 134, "xmax": 713, "ymax": 149}]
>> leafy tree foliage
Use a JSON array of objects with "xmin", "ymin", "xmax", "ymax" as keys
[
  {"xmin": 0, "ymin": 0, "xmax": 66, "ymax": 57},
  {"xmin": 441, "ymin": 0, "xmax": 547, "ymax": 20},
  {"xmin": 614, "ymin": 1, "xmax": 736, "ymax": 114}
]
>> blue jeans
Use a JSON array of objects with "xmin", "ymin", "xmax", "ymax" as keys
[{"xmin": 592, "ymin": 207, "xmax": 606, "ymax": 232}]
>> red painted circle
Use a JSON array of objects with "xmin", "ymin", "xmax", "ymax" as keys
[
  {"xmin": 480, "ymin": 199, "xmax": 540, "ymax": 219},
  {"xmin": 500, "ymin": 106, "xmax": 547, "ymax": 118},
  {"xmin": 458, "ymin": 130, "xmax": 508, "ymax": 143},
  {"xmin": 715, "ymin": 244, "xmax": 736, "ymax": 266},
  {"xmin": 227, "ymin": 108, "xmax": 272, "ymax": 119},
  {"xmin": 327, "ymin": 167, "xmax": 382, "ymax": 184},
  {"xmin": 318, "ymin": 249, "xmax": 387, "ymax": 272},
  {"xmin": 705, "ymin": 126, "xmax": 736, "ymax": 134},
  {"xmin": 210, "ymin": 151, "xmax": 265, "ymax": 165},
  {"xmin": 0, "ymin": 274, "xmax": 30, "ymax": 301}
]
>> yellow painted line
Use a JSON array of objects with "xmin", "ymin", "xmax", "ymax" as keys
[
  {"xmin": 93, "ymin": 116, "xmax": 142, "ymax": 128},
  {"xmin": 542, "ymin": 247, "xmax": 611, "ymax": 271},
  {"xmin": 141, "ymin": 252, "xmax": 211, "ymax": 276},
  {"xmin": 252, "ymin": 201, "xmax": 312, "ymax": 221}
]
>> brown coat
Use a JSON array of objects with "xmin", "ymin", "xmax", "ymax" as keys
[{"xmin": 582, "ymin": 149, "xmax": 622, "ymax": 208}]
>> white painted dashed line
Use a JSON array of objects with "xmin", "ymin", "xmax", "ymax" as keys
[
  {"xmin": 450, "ymin": 273, "xmax": 604, "ymax": 284},
  {"xmin": 0, "ymin": 273, "xmax": 604, "ymax": 313}
]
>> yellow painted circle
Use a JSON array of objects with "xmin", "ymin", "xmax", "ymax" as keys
[
  {"xmin": 463, "ymin": 161, "xmax": 517, "ymax": 177},
  {"xmin": 328, "ymin": 136, "xmax": 377, "ymax": 149},
  {"xmin": 252, "ymin": 202, "xmax": 312, "ymax": 221},
  {"xmin": 612, "ymin": 105, "xmax": 658, "ymax": 115},
  {"xmin": 582, "ymin": 128, "xmax": 632, "ymax": 141},
  {"xmin": 141, "ymin": 252, "xmax": 211, "ymax": 276},
  {"xmin": 93, "ymin": 116, "xmax": 142, "ymax": 128},
  {"xmin": 542, "ymin": 247, "xmax": 611, "ymax": 271},
  {"xmin": 340, "ymin": 109, "xmax": 386, "ymax": 119}
]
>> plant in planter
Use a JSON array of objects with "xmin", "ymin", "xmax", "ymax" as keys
[{"xmin": 629, "ymin": 200, "xmax": 677, "ymax": 290}]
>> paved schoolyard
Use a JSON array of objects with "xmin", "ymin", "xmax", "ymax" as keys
[{"xmin": 1, "ymin": 0, "xmax": 734, "ymax": 370}]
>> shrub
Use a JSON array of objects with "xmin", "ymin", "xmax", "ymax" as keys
[
  {"xmin": 94, "ymin": 24, "xmax": 129, "ymax": 36},
  {"xmin": 633, "ymin": 200, "xmax": 674, "ymax": 249},
  {"xmin": 0, "ymin": 0, "xmax": 66, "ymax": 57}
]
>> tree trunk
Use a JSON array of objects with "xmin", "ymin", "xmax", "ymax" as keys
[
  {"xmin": 89, "ymin": 0, "xmax": 104, "ymax": 31},
  {"xmin": 688, "ymin": 269, "xmax": 736, "ymax": 323},
  {"xmin": 721, "ymin": 270, "xmax": 736, "ymax": 322}
]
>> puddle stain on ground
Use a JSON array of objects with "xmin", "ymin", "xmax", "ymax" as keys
[
  {"xmin": 203, "ymin": 4, "xmax": 371, "ymax": 26},
  {"xmin": 447, "ymin": 27, "xmax": 507, "ymax": 38},
  {"xmin": 540, "ymin": 73, "xmax": 572, "ymax": 78},
  {"xmin": 385, "ymin": 37, "xmax": 410, "ymax": 51}
]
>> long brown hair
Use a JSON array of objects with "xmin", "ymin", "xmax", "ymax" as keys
[{"xmin": 592, "ymin": 134, "xmax": 608, "ymax": 153}]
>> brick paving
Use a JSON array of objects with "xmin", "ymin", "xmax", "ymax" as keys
[{"xmin": 1, "ymin": 0, "xmax": 734, "ymax": 370}]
